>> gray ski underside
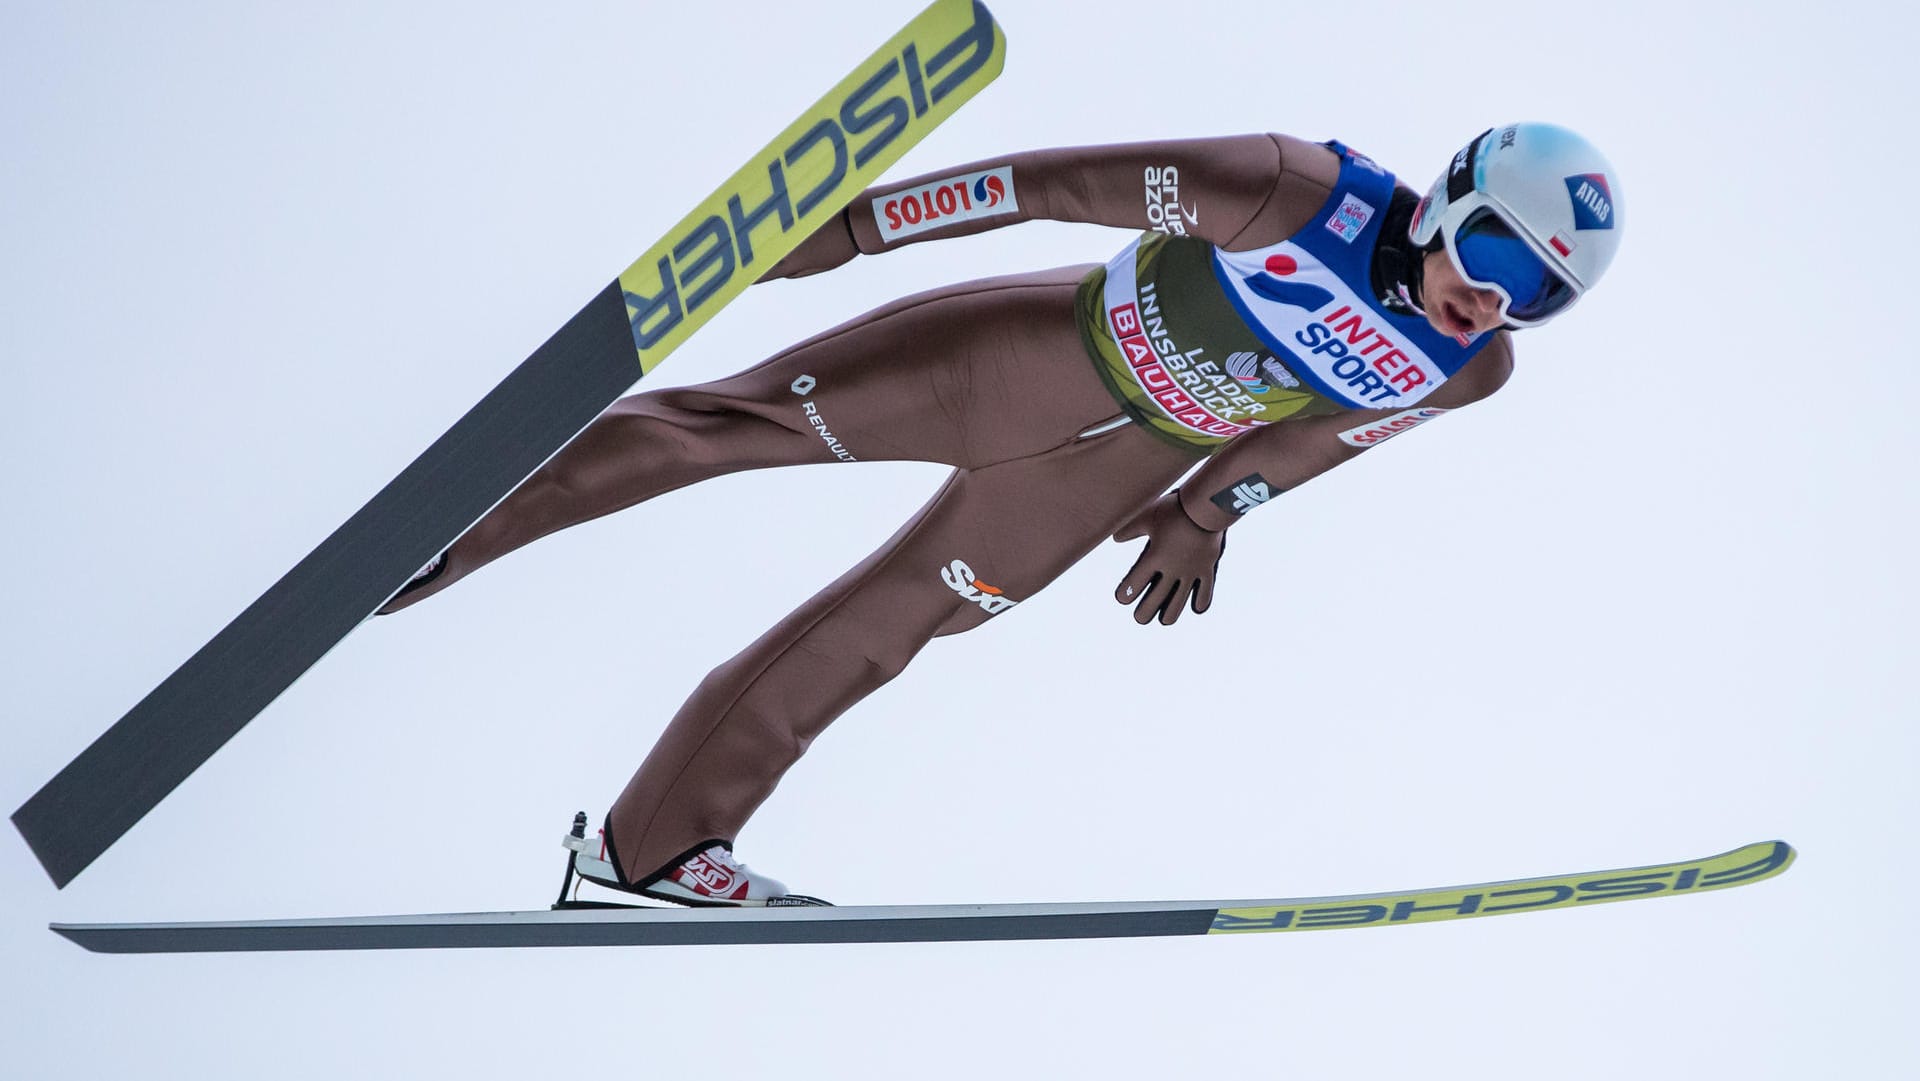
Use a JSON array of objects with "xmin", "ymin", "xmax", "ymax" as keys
[{"xmin": 54, "ymin": 900, "xmax": 1219, "ymax": 952}]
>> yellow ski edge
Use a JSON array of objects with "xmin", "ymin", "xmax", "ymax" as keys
[
  {"xmin": 1209, "ymin": 840, "xmax": 1794, "ymax": 934},
  {"xmin": 615, "ymin": 0, "xmax": 1006, "ymax": 374}
]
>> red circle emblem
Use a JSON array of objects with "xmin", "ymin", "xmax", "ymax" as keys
[{"xmin": 1265, "ymin": 254, "xmax": 1298, "ymax": 275}]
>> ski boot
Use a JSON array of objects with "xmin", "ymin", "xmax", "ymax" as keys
[{"xmin": 555, "ymin": 813, "xmax": 829, "ymax": 909}]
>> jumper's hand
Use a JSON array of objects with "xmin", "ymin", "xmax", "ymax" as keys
[{"xmin": 1111, "ymin": 492, "xmax": 1227, "ymax": 626}]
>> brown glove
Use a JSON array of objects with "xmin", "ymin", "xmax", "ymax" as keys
[{"xmin": 1111, "ymin": 491, "xmax": 1227, "ymax": 626}]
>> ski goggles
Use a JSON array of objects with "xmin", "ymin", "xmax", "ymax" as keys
[{"xmin": 1438, "ymin": 198, "xmax": 1582, "ymax": 327}]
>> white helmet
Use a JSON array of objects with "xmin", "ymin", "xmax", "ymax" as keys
[{"xmin": 1410, "ymin": 122, "xmax": 1623, "ymax": 326}]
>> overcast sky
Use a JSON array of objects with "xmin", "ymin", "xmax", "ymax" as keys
[{"xmin": 4, "ymin": 1, "xmax": 1914, "ymax": 1077}]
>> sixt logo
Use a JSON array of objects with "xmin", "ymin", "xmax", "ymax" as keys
[
  {"xmin": 875, "ymin": 165, "xmax": 1017, "ymax": 240},
  {"xmin": 1565, "ymin": 173, "xmax": 1614, "ymax": 230},
  {"xmin": 941, "ymin": 559, "xmax": 1019, "ymax": 615},
  {"xmin": 622, "ymin": 2, "xmax": 998, "ymax": 348}
]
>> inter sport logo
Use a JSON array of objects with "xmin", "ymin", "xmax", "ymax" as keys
[{"xmin": 1243, "ymin": 253, "xmax": 1334, "ymax": 312}]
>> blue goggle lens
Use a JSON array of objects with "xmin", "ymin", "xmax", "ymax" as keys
[{"xmin": 1452, "ymin": 208, "xmax": 1578, "ymax": 322}]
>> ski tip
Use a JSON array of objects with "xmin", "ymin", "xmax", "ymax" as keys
[{"xmin": 1730, "ymin": 839, "xmax": 1796, "ymax": 881}]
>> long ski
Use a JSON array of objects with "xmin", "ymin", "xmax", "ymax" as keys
[
  {"xmin": 12, "ymin": 0, "xmax": 1007, "ymax": 889},
  {"xmin": 51, "ymin": 840, "xmax": 1793, "ymax": 953}
]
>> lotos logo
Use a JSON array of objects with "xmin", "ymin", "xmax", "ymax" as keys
[
  {"xmin": 1337, "ymin": 406, "xmax": 1448, "ymax": 447},
  {"xmin": 1565, "ymin": 173, "xmax": 1614, "ymax": 230},
  {"xmin": 941, "ymin": 558, "xmax": 1020, "ymax": 615},
  {"xmin": 875, "ymin": 165, "xmax": 1018, "ymax": 240}
]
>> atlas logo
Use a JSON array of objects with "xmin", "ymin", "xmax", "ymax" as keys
[
  {"xmin": 875, "ymin": 165, "xmax": 1018, "ymax": 239},
  {"xmin": 1566, "ymin": 173, "xmax": 1614, "ymax": 230},
  {"xmin": 622, "ymin": 2, "xmax": 999, "ymax": 347},
  {"xmin": 941, "ymin": 558, "xmax": 1019, "ymax": 615},
  {"xmin": 1337, "ymin": 406, "xmax": 1448, "ymax": 447}
]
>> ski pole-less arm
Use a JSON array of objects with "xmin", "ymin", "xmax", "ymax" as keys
[
  {"xmin": 1111, "ymin": 340, "xmax": 1512, "ymax": 626},
  {"xmin": 1174, "ymin": 334, "xmax": 1515, "ymax": 532},
  {"xmin": 761, "ymin": 133, "xmax": 1297, "ymax": 279}
]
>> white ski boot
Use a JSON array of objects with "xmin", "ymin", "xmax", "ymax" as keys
[{"xmin": 557, "ymin": 813, "xmax": 828, "ymax": 908}]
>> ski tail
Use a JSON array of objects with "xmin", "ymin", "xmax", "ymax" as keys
[{"xmin": 12, "ymin": 0, "xmax": 1007, "ymax": 889}]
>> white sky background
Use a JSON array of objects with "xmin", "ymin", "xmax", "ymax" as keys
[{"xmin": 2, "ymin": 0, "xmax": 1913, "ymax": 1076}]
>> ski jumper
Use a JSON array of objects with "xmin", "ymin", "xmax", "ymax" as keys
[{"xmin": 383, "ymin": 134, "xmax": 1515, "ymax": 887}]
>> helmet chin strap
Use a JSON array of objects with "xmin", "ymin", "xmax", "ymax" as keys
[
  {"xmin": 1373, "ymin": 187, "xmax": 1430, "ymax": 315},
  {"xmin": 1377, "ymin": 186, "xmax": 1523, "ymax": 334}
]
